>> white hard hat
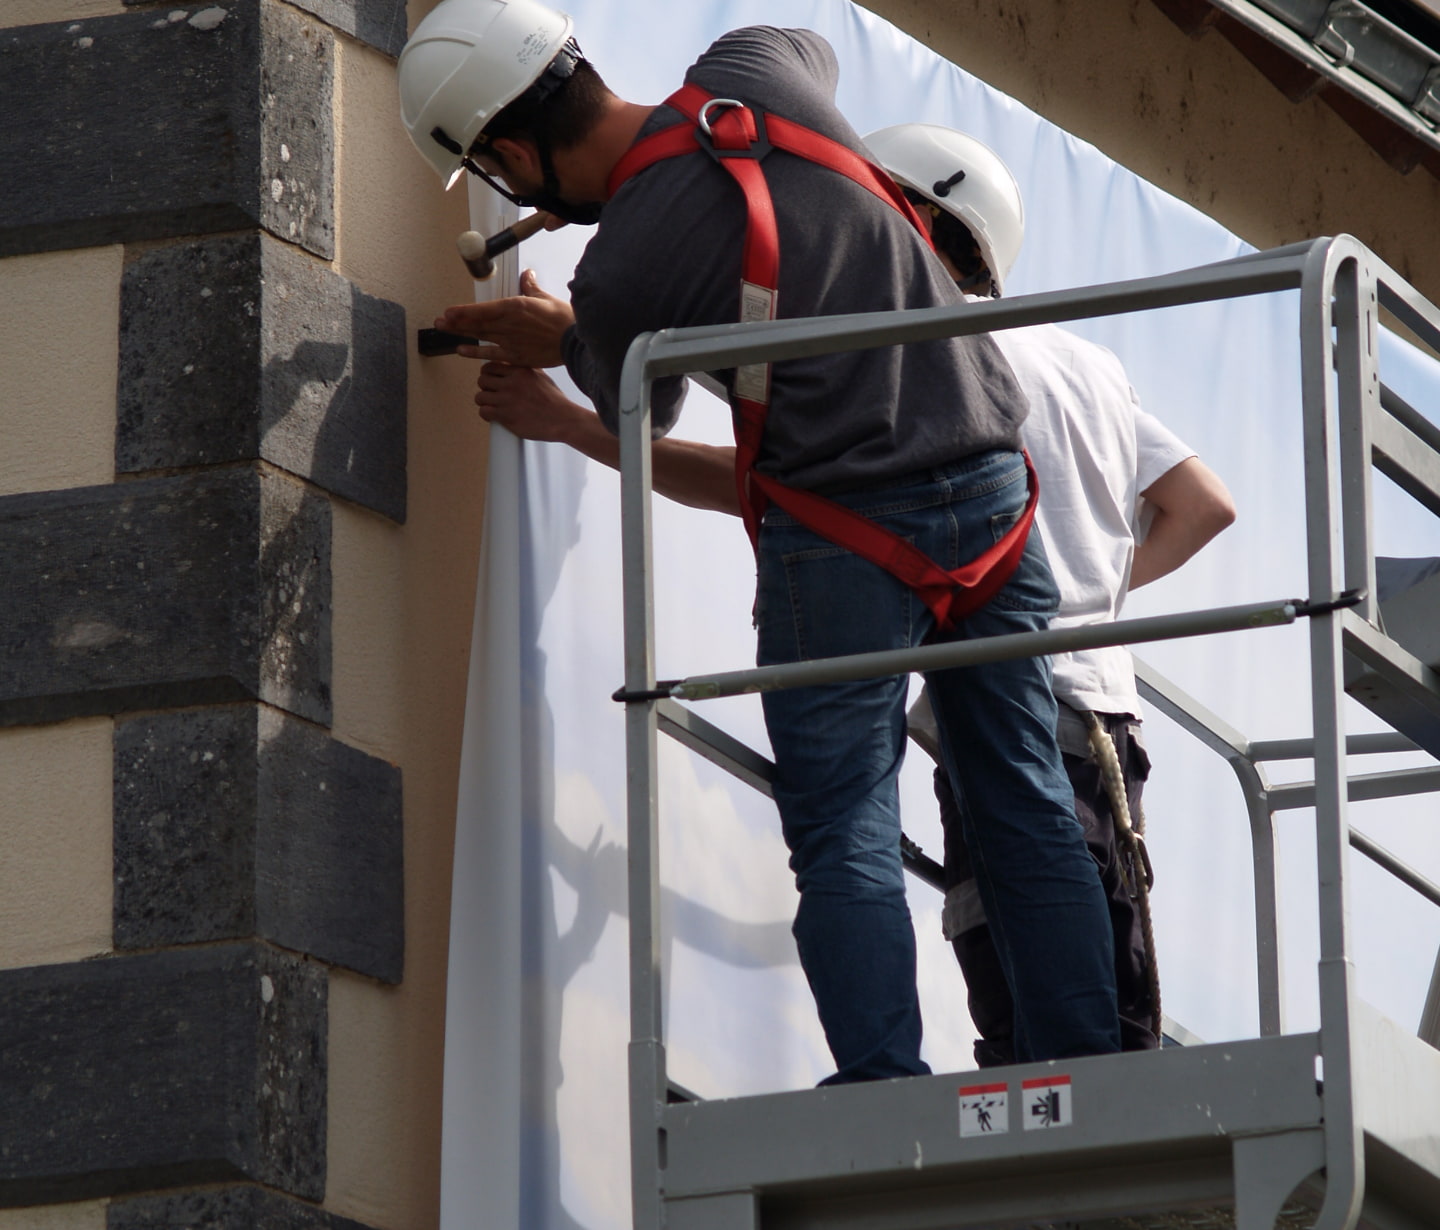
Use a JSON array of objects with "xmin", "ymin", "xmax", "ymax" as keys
[
  {"xmin": 864, "ymin": 124, "xmax": 1024, "ymax": 294},
  {"xmin": 398, "ymin": 0, "xmax": 575, "ymax": 188}
]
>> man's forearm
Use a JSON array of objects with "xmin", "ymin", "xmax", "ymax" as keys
[
  {"xmin": 560, "ymin": 407, "xmax": 739, "ymax": 515},
  {"xmin": 1130, "ymin": 456, "xmax": 1237, "ymax": 589}
]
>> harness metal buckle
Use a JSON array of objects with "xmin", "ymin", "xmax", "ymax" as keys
[
  {"xmin": 697, "ymin": 97, "xmax": 743, "ymax": 136},
  {"xmin": 693, "ymin": 99, "xmax": 772, "ymax": 161}
]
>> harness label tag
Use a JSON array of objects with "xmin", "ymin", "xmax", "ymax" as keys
[{"xmin": 734, "ymin": 280, "xmax": 777, "ymax": 404}]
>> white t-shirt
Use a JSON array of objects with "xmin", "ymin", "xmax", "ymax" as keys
[
  {"xmin": 908, "ymin": 316, "xmax": 1193, "ymax": 755},
  {"xmin": 996, "ymin": 320, "xmax": 1194, "ymax": 715}
]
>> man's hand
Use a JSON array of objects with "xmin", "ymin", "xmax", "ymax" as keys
[
  {"xmin": 475, "ymin": 361, "xmax": 589, "ymax": 444},
  {"xmin": 435, "ymin": 269, "xmax": 575, "ymax": 368}
]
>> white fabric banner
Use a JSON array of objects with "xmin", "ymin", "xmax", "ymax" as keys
[{"xmin": 441, "ymin": 3, "xmax": 1440, "ymax": 1228}]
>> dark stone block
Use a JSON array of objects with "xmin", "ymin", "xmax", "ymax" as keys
[
  {"xmin": 114, "ymin": 705, "xmax": 404, "ymax": 983},
  {"xmin": 110, "ymin": 1186, "xmax": 377, "ymax": 1230},
  {"xmin": 0, "ymin": 2, "xmax": 334, "ymax": 258},
  {"xmin": 115, "ymin": 706, "xmax": 259, "ymax": 945},
  {"xmin": 119, "ymin": 237, "xmax": 264, "ymax": 469},
  {"xmin": 0, "ymin": 945, "xmax": 326, "ymax": 1206},
  {"xmin": 0, "ymin": 467, "xmax": 331, "ymax": 727},
  {"xmin": 118, "ymin": 233, "xmax": 407, "ymax": 522},
  {"xmin": 318, "ymin": 0, "xmax": 410, "ymax": 59},
  {"xmin": 125, "ymin": 0, "xmax": 410, "ymax": 59}
]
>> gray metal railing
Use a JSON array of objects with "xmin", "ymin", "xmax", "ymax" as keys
[{"xmin": 613, "ymin": 235, "xmax": 1440, "ymax": 1230}]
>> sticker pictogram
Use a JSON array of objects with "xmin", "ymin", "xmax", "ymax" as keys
[
  {"xmin": 958, "ymin": 1082, "xmax": 1009, "ymax": 1137},
  {"xmin": 1022, "ymin": 1074, "xmax": 1072, "ymax": 1130}
]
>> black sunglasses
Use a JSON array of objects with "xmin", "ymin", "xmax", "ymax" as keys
[{"xmin": 460, "ymin": 155, "xmax": 533, "ymax": 210}]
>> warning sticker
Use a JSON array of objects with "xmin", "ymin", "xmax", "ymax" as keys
[
  {"xmin": 1022, "ymin": 1075, "xmax": 1073, "ymax": 1130},
  {"xmin": 958, "ymin": 1082, "xmax": 1009, "ymax": 1137}
]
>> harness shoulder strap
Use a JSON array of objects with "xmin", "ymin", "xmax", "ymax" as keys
[{"xmin": 608, "ymin": 83, "xmax": 933, "ymax": 242}]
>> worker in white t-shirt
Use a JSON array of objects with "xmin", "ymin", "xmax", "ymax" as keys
[{"xmin": 866, "ymin": 123, "xmax": 1236, "ymax": 1065}]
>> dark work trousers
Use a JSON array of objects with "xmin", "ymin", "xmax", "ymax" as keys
[{"xmin": 937, "ymin": 710, "xmax": 1157, "ymax": 1067}]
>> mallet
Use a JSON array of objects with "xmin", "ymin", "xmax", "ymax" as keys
[
  {"xmin": 457, "ymin": 211, "xmax": 552, "ymax": 280},
  {"xmin": 415, "ymin": 211, "xmax": 555, "ymax": 356}
]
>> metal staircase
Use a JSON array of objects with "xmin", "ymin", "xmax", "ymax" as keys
[{"xmin": 612, "ymin": 236, "xmax": 1440, "ymax": 1229}]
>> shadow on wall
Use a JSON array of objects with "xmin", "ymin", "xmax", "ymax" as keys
[{"xmin": 259, "ymin": 279, "xmax": 407, "ymax": 525}]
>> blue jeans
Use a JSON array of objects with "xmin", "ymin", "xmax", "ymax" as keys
[
  {"xmin": 939, "ymin": 713, "xmax": 1158, "ymax": 1067},
  {"xmin": 756, "ymin": 448, "xmax": 1120, "ymax": 1082}
]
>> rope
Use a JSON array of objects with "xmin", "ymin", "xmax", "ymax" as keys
[{"xmin": 1083, "ymin": 711, "xmax": 1162, "ymax": 1041}]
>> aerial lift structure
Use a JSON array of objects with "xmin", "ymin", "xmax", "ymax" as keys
[{"xmin": 613, "ymin": 235, "xmax": 1440, "ymax": 1229}]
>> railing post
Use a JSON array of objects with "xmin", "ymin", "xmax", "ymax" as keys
[
  {"xmin": 619, "ymin": 337, "xmax": 666, "ymax": 1230},
  {"xmin": 1301, "ymin": 238, "xmax": 1365, "ymax": 1230},
  {"xmin": 1132, "ymin": 659, "xmax": 1287, "ymax": 1036},
  {"xmin": 1239, "ymin": 773, "xmax": 1287, "ymax": 1038}
]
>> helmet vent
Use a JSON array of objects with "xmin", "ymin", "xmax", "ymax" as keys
[{"xmin": 932, "ymin": 169, "xmax": 966, "ymax": 197}]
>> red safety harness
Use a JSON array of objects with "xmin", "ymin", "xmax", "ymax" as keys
[{"xmin": 607, "ymin": 83, "xmax": 1039, "ymax": 632}]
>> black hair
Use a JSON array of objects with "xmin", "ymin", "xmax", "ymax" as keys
[
  {"xmin": 902, "ymin": 187, "xmax": 989, "ymax": 288},
  {"xmin": 475, "ymin": 50, "xmax": 611, "ymax": 154}
]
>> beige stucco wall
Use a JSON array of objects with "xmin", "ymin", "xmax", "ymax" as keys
[
  {"xmin": 323, "ymin": 17, "xmax": 487, "ymax": 1230},
  {"xmin": 0, "ymin": 1202, "xmax": 106, "ymax": 1230},
  {"xmin": 6, "ymin": 1, "xmax": 123, "ymax": 23},
  {"xmin": 0, "ymin": 719, "xmax": 113, "ymax": 972},
  {"xmin": 864, "ymin": 0, "xmax": 1440, "ymax": 304},
  {"xmin": 0, "ymin": 247, "xmax": 120, "ymax": 497}
]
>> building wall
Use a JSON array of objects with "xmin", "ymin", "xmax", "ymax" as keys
[
  {"xmin": 0, "ymin": 1, "xmax": 481, "ymax": 1226},
  {"xmin": 0, "ymin": 1, "xmax": 1433, "ymax": 1228},
  {"xmin": 865, "ymin": 0, "xmax": 1440, "ymax": 302}
]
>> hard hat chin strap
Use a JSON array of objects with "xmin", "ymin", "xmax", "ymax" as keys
[{"xmin": 530, "ymin": 139, "xmax": 603, "ymax": 226}]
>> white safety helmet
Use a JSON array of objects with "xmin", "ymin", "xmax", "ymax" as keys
[
  {"xmin": 864, "ymin": 124, "xmax": 1024, "ymax": 294},
  {"xmin": 398, "ymin": 0, "xmax": 575, "ymax": 188}
]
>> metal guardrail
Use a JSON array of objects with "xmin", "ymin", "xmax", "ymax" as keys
[{"xmin": 613, "ymin": 236, "xmax": 1440, "ymax": 1230}]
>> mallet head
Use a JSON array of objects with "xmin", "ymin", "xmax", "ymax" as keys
[{"xmin": 457, "ymin": 230, "xmax": 495, "ymax": 280}]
